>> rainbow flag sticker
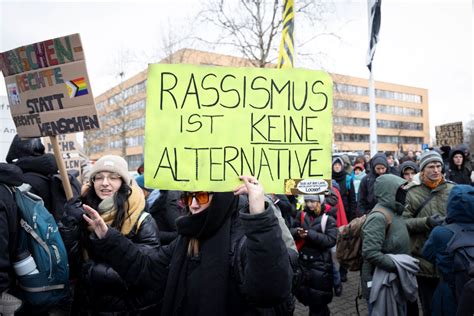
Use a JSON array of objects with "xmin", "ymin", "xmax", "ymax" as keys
[{"xmin": 66, "ymin": 77, "xmax": 89, "ymax": 98}]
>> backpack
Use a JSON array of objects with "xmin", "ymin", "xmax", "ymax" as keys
[
  {"xmin": 444, "ymin": 223, "xmax": 474, "ymax": 301},
  {"xmin": 336, "ymin": 208, "xmax": 392, "ymax": 271},
  {"xmin": 31, "ymin": 171, "xmax": 82, "ymax": 221},
  {"xmin": 7, "ymin": 185, "xmax": 69, "ymax": 307}
]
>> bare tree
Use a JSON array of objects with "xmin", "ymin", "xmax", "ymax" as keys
[{"xmin": 194, "ymin": 0, "xmax": 337, "ymax": 68}]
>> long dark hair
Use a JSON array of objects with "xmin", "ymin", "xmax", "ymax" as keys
[{"xmin": 83, "ymin": 182, "xmax": 132, "ymax": 230}]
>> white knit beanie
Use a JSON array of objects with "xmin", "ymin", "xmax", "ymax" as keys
[
  {"xmin": 90, "ymin": 155, "xmax": 131, "ymax": 185},
  {"xmin": 304, "ymin": 194, "xmax": 325, "ymax": 203}
]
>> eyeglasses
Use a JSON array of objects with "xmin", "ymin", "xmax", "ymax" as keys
[
  {"xmin": 92, "ymin": 173, "xmax": 122, "ymax": 183},
  {"xmin": 181, "ymin": 192, "xmax": 213, "ymax": 206}
]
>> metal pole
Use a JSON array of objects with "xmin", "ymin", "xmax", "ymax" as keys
[{"xmin": 369, "ymin": 65, "xmax": 377, "ymax": 157}]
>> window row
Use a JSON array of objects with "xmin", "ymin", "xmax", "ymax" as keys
[
  {"xmin": 89, "ymin": 144, "xmax": 104, "ymax": 152},
  {"xmin": 334, "ymin": 99, "xmax": 423, "ymax": 117},
  {"xmin": 109, "ymin": 135, "xmax": 144, "ymax": 149},
  {"xmin": 334, "ymin": 83, "xmax": 422, "ymax": 104},
  {"xmin": 102, "ymin": 99, "xmax": 146, "ymax": 121},
  {"xmin": 334, "ymin": 116, "xmax": 423, "ymax": 130},
  {"xmin": 107, "ymin": 80, "xmax": 146, "ymax": 105},
  {"xmin": 335, "ymin": 133, "xmax": 424, "ymax": 144}
]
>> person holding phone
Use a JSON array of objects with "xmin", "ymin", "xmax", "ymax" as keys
[{"xmin": 291, "ymin": 194, "xmax": 337, "ymax": 316}]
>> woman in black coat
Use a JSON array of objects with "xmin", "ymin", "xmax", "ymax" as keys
[
  {"xmin": 60, "ymin": 155, "xmax": 161, "ymax": 315},
  {"xmin": 82, "ymin": 175, "xmax": 292, "ymax": 316},
  {"xmin": 291, "ymin": 194, "xmax": 337, "ymax": 316}
]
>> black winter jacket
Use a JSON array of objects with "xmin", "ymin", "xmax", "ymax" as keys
[
  {"xmin": 290, "ymin": 209, "xmax": 336, "ymax": 307},
  {"xmin": 358, "ymin": 153, "xmax": 389, "ymax": 216},
  {"xmin": 89, "ymin": 204, "xmax": 292, "ymax": 315},
  {"xmin": 446, "ymin": 147, "xmax": 473, "ymax": 185},
  {"xmin": 61, "ymin": 213, "xmax": 162, "ymax": 314},
  {"xmin": 332, "ymin": 173, "xmax": 357, "ymax": 221},
  {"xmin": 0, "ymin": 163, "xmax": 23, "ymax": 292},
  {"xmin": 149, "ymin": 190, "xmax": 183, "ymax": 245}
]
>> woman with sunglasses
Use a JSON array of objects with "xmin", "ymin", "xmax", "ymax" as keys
[
  {"xmin": 82, "ymin": 175, "xmax": 293, "ymax": 315},
  {"xmin": 59, "ymin": 155, "xmax": 161, "ymax": 315}
]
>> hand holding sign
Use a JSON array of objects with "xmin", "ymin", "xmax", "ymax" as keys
[{"xmin": 234, "ymin": 175, "xmax": 264, "ymax": 215}]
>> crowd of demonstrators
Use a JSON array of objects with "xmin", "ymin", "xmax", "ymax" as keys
[
  {"xmin": 290, "ymin": 195, "xmax": 337, "ymax": 316},
  {"xmin": 60, "ymin": 155, "xmax": 162, "ymax": 314},
  {"xmin": 403, "ymin": 150, "xmax": 455, "ymax": 315},
  {"xmin": 3, "ymin": 131, "xmax": 474, "ymax": 316},
  {"xmin": 422, "ymin": 185, "xmax": 474, "ymax": 316},
  {"xmin": 358, "ymin": 153, "xmax": 389, "ymax": 216},
  {"xmin": 361, "ymin": 174, "xmax": 419, "ymax": 316}
]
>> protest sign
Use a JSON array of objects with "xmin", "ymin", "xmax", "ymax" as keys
[
  {"xmin": 435, "ymin": 121, "xmax": 463, "ymax": 146},
  {"xmin": 144, "ymin": 64, "xmax": 333, "ymax": 194},
  {"xmin": 0, "ymin": 33, "xmax": 99, "ymax": 137},
  {"xmin": 42, "ymin": 133, "xmax": 87, "ymax": 178}
]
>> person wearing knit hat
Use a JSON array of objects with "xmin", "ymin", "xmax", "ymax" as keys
[
  {"xmin": 419, "ymin": 150, "xmax": 444, "ymax": 171},
  {"xmin": 403, "ymin": 149, "xmax": 455, "ymax": 316},
  {"xmin": 59, "ymin": 154, "xmax": 161, "ymax": 314},
  {"xmin": 351, "ymin": 163, "xmax": 366, "ymax": 203},
  {"xmin": 399, "ymin": 160, "xmax": 419, "ymax": 183},
  {"xmin": 303, "ymin": 194, "xmax": 324, "ymax": 203},
  {"xmin": 332, "ymin": 156, "xmax": 357, "ymax": 222},
  {"xmin": 292, "ymin": 190, "xmax": 337, "ymax": 314},
  {"xmin": 90, "ymin": 155, "xmax": 131, "ymax": 186}
]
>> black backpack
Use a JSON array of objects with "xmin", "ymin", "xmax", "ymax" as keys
[{"xmin": 444, "ymin": 223, "xmax": 474, "ymax": 301}]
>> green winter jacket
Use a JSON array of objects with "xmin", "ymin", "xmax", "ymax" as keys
[
  {"xmin": 403, "ymin": 180, "xmax": 454, "ymax": 277},
  {"xmin": 361, "ymin": 174, "xmax": 411, "ymax": 298}
]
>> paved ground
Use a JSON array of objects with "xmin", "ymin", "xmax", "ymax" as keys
[{"xmin": 294, "ymin": 271, "xmax": 368, "ymax": 316}]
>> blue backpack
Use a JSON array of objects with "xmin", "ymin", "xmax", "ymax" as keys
[
  {"xmin": 8, "ymin": 185, "xmax": 69, "ymax": 307},
  {"xmin": 445, "ymin": 223, "xmax": 474, "ymax": 301}
]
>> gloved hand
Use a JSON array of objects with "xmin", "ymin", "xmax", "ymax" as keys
[
  {"xmin": 62, "ymin": 196, "xmax": 84, "ymax": 224},
  {"xmin": 426, "ymin": 214, "xmax": 444, "ymax": 228}
]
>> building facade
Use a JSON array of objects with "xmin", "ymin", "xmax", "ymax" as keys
[{"xmin": 85, "ymin": 49, "xmax": 429, "ymax": 169}]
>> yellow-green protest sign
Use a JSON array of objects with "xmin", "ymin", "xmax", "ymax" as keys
[{"xmin": 144, "ymin": 64, "xmax": 333, "ymax": 194}]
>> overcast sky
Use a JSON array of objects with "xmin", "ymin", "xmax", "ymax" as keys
[{"xmin": 0, "ymin": 0, "xmax": 472, "ymax": 140}]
